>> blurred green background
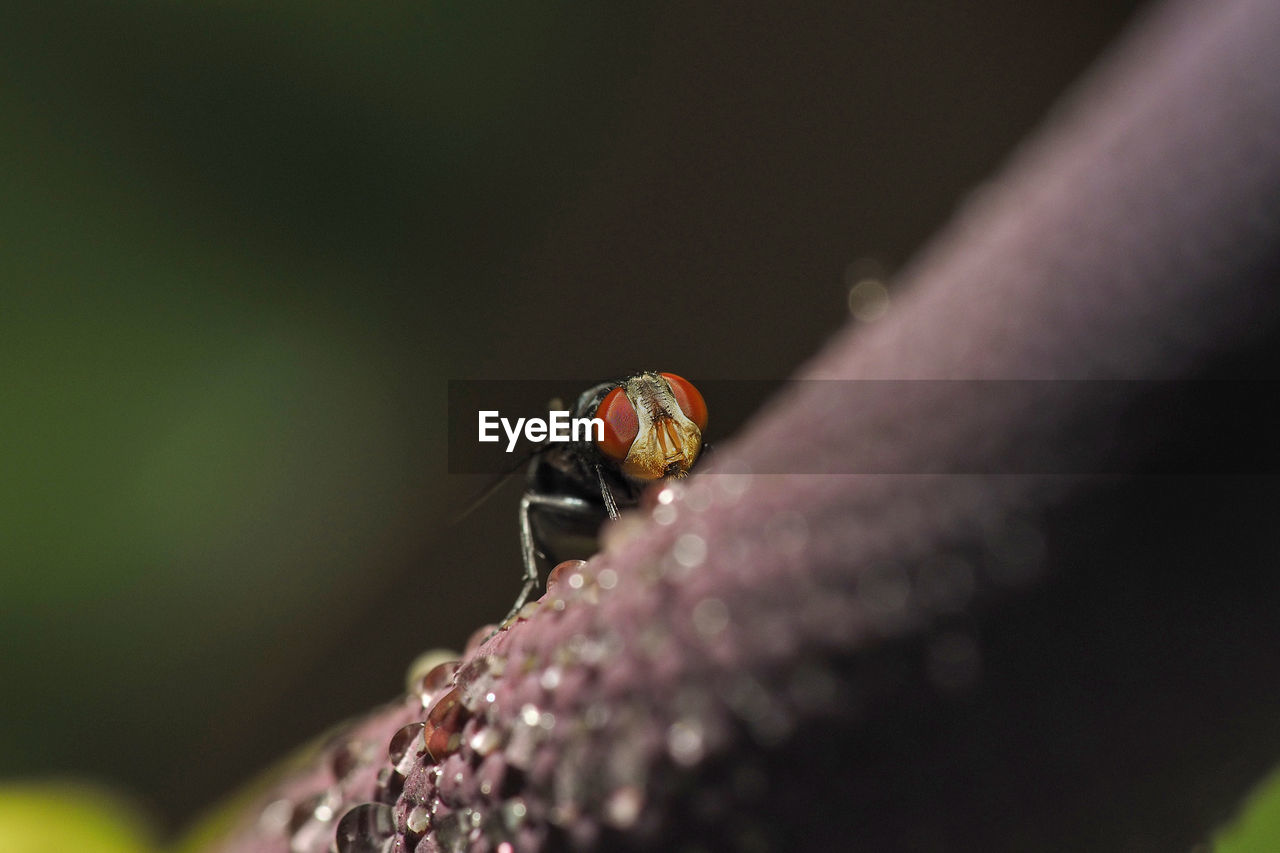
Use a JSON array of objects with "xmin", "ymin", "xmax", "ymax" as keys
[{"xmin": 13, "ymin": 0, "xmax": 1272, "ymax": 845}]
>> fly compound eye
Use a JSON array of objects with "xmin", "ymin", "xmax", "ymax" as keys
[
  {"xmin": 595, "ymin": 385, "xmax": 639, "ymax": 462},
  {"xmin": 660, "ymin": 372, "xmax": 708, "ymax": 432}
]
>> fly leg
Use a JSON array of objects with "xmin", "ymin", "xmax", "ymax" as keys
[{"xmin": 502, "ymin": 490, "xmax": 597, "ymax": 625}]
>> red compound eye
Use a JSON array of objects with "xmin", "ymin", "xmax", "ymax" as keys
[
  {"xmin": 595, "ymin": 385, "xmax": 639, "ymax": 462},
  {"xmin": 661, "ymin": 372, "xmax": 708, "ymax": 432}
]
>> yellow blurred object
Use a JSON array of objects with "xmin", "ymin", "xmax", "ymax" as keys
[
  {"xmin": 1217, "ymin": 766, "xmax": 1280, "ymax": 853},
  {"xmin": 0, "ymin": 781, "xmax": 157, "ymax": 853}
]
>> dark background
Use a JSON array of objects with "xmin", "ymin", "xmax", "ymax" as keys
[{"xmin": 0, "ymin": 0, "xmax": 1155, "ymax": 835}]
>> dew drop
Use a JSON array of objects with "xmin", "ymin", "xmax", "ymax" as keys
[
  {"xmin": 413, "ymin": 660, "xmax": 460, "ymax": 710},
  {"xmin": 652, "ymin": 502, "xmax": 678, "ymax": 525},
  {"xmin": 288, "ymin": 794, "xmax": 322, "ymax": 833},
  {"xmin": 603, "ymin": 786, "xmax": 644, "ymax": 829},
  {"xmin": 673, "ymin": 533, "xmax": 707, "ymax": 568},
  {"xmin": 692, "ymin": 597, "xmax": 730, "ymax": 637},
  {"xmin": 504, "ymin": 717, "xmax": 543, "ymax": 770},
  {"xmin": 847, "ymin": 276, "xmax": 890, "ymax": 322},
  {"xmin": 331, "ymin": 738, "xmax": 376, "ymax": 784},
  {"xmin": 430, "ymin": 809, "xmax": 471, "ymax": 853},
  {"xmin": 666, "ymin": 718, "xmax": 706, "ymax": 767},
  {"xmin": 405, "ymin": 804, "xmax": 431, "ymax": 835},
  {"xmin": 288, "ymin": 816, "xmax": 332, "ymax": 853},
  {"xmin": 287, "ymin": 790, "xmax": 343, "ymax": 852},
  {"xmin": 468, "ymin": 724, "xmax": 503, "ymax": 756},
  {"xmin": 539, "ymin": 665, "xmax": 562, "ymax": 691},
  {"xmin": 546, "ymin": 559, "xmax": 587, "ymax": 590},
  {"xmin": 374, "ymin": 767, "xmax": 401, "ymax": 802},
  {"xmin": 404, "ymin": 652, "xmax": 459, "ymax": 698},
  {"xmin": 424, "ymin": 687, "xmax": 470, "ymax": 761},
  {"xmin": 388, "ymin": 723, "xmax": 428, "ymax": 777},
  {"xmin": 334, "ymin": 803, "xmax": 395, "ymax": 853},
  {"xmin": 258, "ymin": 798, "xmax": 292, "ymax": 835},
  {"xmin": 500, "ymin": 798, "xmax": 529, "ymax": 833},
  {"xmin": 715, "ymin": 472, "xmax": 752, "ymax": 502},
  {"xmin": 456, "ymin": 655, "xmax": 504, "ymax": 711}
]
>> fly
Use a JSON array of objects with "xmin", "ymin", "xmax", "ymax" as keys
[{"xmin": 505, "ymin": 371, "xmax": 708, "ymax": 622}]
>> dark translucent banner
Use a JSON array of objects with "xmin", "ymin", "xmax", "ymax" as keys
[{"xmin": 447, "ymin": 379, "xmax": 1280, "ymax": 475}]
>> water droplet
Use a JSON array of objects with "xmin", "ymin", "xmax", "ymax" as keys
[
  {"xmin": 692, "ymin": 597, "xmax": 730, "ymax": 637},
  {"xmin": 596, "ymin": 567, "xmax": 618, "ymax": 590},
  {"xmin": 427, "ymin": 808, "xmax": 469, "ymax": 853},
  {"xmin": 257, "ymin": 798, "xmax": 291, "ymax": 835},
  {"xmin": 374, "ymin": 767, "xmax": 400, "ymax": 802},
  {"xmin": 412, "ymin": 660, "xmax": 459, "ymax": 710},
  {"xmin": 334, "ymin": 803, "xmax": 394, "ymax": 853},
  {"xmin": 456, "ymin": 655, "xmax": 504, "ymax": 712},
  {"xmin": 603, "ymin": 786, "xmax": 644, "ymax": 829},
  {"xmin": 404, "ymin": 651, "xmax": 459, "ymax": 697},
  {"xmin": 468, "ymin": 724, "xmax": 503, "ymax": 756},
  {"xmin": 287, "ymin": 790, "xmax": 343, "ymax": 852},
  {"xmin": 424, "ymin": 687, "xmax": 470, "ymax": 761},
  {"xmin": 652, "ymin": 502, "xmax": 678, "ymax": 525},
  {"xmin": 539, "ymin": 665, "xmax": 562, "ymax": 691},
  {"xmin": 388, "ymin": 723, "xmax": 427, "ymax": 777},
  {"xmin": 847, "ymin": 276, "xmax": 890, "ymax": 322},
  {"xmin": 476, "ymin": 753, "xmax": 507, "ymax": 800},
  {"xmin": 500, "ymin": 798, "xmax": 529, "ymax": 833},
  {"xmin": 331, "ymin": 738, "xmax": 377, "ymax": 784},
  {"xmin": 405, "ymin": 804, "xmax": 431, "ymax": 834},
  {"xmin": 666, "ymin": 718, "xmax": 706, "ymax": 767},
  {"xmin": 551, "ymin": 749, "xmax": 586, "ymax": 825},
  {"xmin": 715, "ymin": 472, "xmax": 752, "ymax": 502},
  {"xmin": 319, "ymin": 788, "xmax": 345, "ymax": 824},
  {"xmin": 673, "ymin": 533, "xmax": 707, "ymax": 568},
  {"xmin": 289, "ymin": 817, "xmax": 332, "ymax": 853},
  {"xmin": 546, "ymin": 559, "xmax": 587, "ymax": 590},
  {"xmin": 504, "ymin": 716, "xmax": 543, "ymax": 770}
]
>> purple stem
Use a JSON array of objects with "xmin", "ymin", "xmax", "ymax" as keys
[{"xmin": 210, "ymin": 0, "xmax": 1280, "ymax": 850}]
